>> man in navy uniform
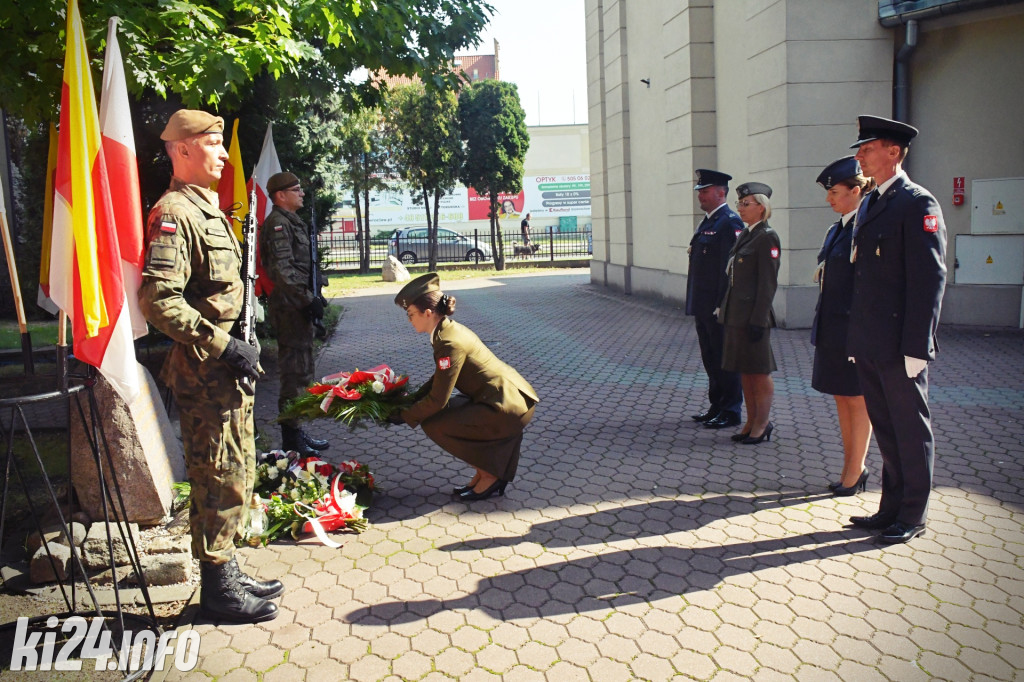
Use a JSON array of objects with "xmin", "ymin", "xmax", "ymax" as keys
[
  {"xmin": 846, "ymin": 115, "xmax": 947, "ymax": 544},
  {"xmin": 687, "ymin": 169, "xmax": 744, "ymax": 429}
]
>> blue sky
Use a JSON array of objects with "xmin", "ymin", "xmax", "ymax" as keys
[{"xmin": 458, "ymin": 0, "xmax": 588, "ymax": 127}]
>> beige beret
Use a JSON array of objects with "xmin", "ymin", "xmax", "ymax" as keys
[
  {"xmin": 160, "ymin": 109, "xmax": 225, "ymax": 141},
  {"xmin": 394, "ymin": 273, "xmax": 440, "ymax": 310},
  {"xmin": 267, "ymin": 172, "xmax": 301, "ymax": 194}
]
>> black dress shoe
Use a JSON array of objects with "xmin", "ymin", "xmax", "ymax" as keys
[
  {"xmin": 229, "ymin": 558, "xmax": 285, "ymax": 599},
  {"xmin": 302, "ymin": 430, "xmax": 330, "ymax": 451},
  {"xmin": 849, "ymin": 512, "xmax": 897, "ymax": 529},
  {"xmin": 692, "ymin": 408, "xmax": 720, "ymax": 423},
  {"xmin": 459, "ymin": 479, "xmax": 508, "ymax": 501},
  {"xmin": 705, "ymin": 412, "xmax": 741, "ymax": 429},
  {"xmin": 879, "ymin": 522, "xmax": 926, "ymax": 544}
]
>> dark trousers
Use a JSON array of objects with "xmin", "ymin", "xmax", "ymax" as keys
[
  {"xmin": 695, "ymin": 314, "xmax": 742, "ymax": 415},
  {"xmin": 857, "ymin": 356, "xmax": 934, "ymax": 526}
]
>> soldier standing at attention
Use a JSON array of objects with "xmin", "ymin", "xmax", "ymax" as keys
[
  {"xmin": 139, "ymin": 110, "xmax": 282, "ymax": 623},
  {"xmin": 846, "ymin": 115, "xmax": 947, "ymax": 544},
  {"xmin": 259, "ymin": 172, "xmax": 330, "ymax": 457},
  {"xmin": 687, "ymin": 169, "xmax": 744, "ymax": 430}
]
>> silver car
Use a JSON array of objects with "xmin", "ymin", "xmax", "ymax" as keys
[{"xmin": 388, "ymin": 227, "xmax": 492, "ymax": 265}]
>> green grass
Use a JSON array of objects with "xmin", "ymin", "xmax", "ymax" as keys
[
  {"xmin": 324, "ymin": 265, "xmax": 585, "ymax": 298},
  {"xmin": 0, "ymin": 320, "xmax": 68, "ymax": 349}
]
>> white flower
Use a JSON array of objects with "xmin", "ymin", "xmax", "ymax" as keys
[
  {"xmin": 267, "ymin": 467, "xmax": 279, "ymax": 480},
  {"xmin": 276, "ymin": 458, "xmax": 289, "ymax": 470},
  {"xmin": 371, "ymin": 380, "xmax": 385, "ymax": 394},
  {"xmin": 336, "ymin": 489, "xmax": 358, "ymax": 514}
]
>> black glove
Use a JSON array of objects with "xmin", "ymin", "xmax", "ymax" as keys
[
  {"xmin": 748, "ymin": 325, "xmax": 765, "ymax": 343},
  {"xmin": 307, "ymin": 297, "xmax": 325, "ymax": 320},
  {"xmin": 221, "ymin": 337, "xmax": 260, "ymax": 383},
  {"xmin": 386, "ymin": 412, "xmax": 405, "ymax": 425}
]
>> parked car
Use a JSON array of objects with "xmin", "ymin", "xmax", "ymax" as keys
[{"xmin": 388, "ymin": 227, "xmax": 492, "ymax": 265}]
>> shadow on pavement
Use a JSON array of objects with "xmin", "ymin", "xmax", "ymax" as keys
[
  {"xmin": 342, "ymin": 529, "xmax": 879, "ymax": 625},
  {"xmin": 435, "ymin": 492, "xmax": 833, "ymax": 552}
]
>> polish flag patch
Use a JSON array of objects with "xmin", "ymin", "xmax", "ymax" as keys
[
  {"xmin": 274, "ymin": 224, "xmax": 284, "ymax": 232},
  {"xmin": 438, "ymin": 357, "xmax": 451, "ymax": 370},
  {"xmin": 923, "ymin": 215, "xmax": 939, "ymax": 232},
  {"xmin": 770, "ymin": 247, "xmax": 780, "ymax": 259},
  {"xmin": 160, "ymin": 221, "xmax": 177, "ymax": 234}
]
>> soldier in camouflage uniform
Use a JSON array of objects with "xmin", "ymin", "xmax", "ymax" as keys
[
  {"xmin": 259, "ymin": 172, "xmax": 330, "ymax": 456},
  {"xmin": 138, "ymin": 109, "xmax": 282, "ymax": 624}
]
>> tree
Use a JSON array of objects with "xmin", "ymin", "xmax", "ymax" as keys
[
  {"xmin": 458, "ymin": 80, "xmax": 529, "ymax": 271},
  {"xmin": 385, "ymin": 83, "xmax": 463, "ymax": 270},
  {"xmin": 0, "ymin": 0, "xmax": 495, "ymax": 125},
  {"xmin": 336, "ymin": 106, "xmax": 389, "ymax": 274}
]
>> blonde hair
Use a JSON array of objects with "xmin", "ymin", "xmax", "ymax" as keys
[{"xmin": 749, "ymin": 194, "xmax": 772, "ymax": 221}]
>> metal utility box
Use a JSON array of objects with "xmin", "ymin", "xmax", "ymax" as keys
[
  {"xmin": 954, "ymin": 234, "xmax": 1024, "ymax": 284},
  {"xmin": 971, "ymin": 177, "xmax": 1024, "ymax": 234}
]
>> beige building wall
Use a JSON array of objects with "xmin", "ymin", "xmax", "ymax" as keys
[{"xmin": 586, "ymin": 0, "xmax": 1024, "ymax": 327}]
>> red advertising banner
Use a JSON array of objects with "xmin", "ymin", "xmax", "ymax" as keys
[{"xmin": 467, "ymin": 188, "xmax": 526, "ymax": 221}]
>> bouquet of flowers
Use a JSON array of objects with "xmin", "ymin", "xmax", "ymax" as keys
[
  {"xmin": 277, "ymin": 364, "xmax": 415, "ymax": 430},
  {"xmin": 241, "ymin": 450, "xmax": 373, "ymax": 547}
]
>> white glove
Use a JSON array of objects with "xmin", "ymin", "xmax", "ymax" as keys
[
  {"xmin": 713, "ymin": 307, "xmax": 720, "ymax": 321},
  {"xmin": 904, "ymin": 356, "xmax": 927, "ymax": 378},
  {"xmin": 847, "ymin": 356, "xmax": 856, "ymax": 364}
]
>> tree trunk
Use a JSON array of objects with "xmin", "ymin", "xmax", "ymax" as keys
[
  {"xmin": 361, "ymin": 188, "xmax": 371, "ymax": 273},
  {"xmin": 353, "ymin": 188, "xmax": 366, "ymax": 273},
  {"xmin": 422, "ymin": 186, "xmax": 437, "ymax": 271},
  {"xmin": 433, "ymin": 189, "xmax": 444, "ymax": 265},
  {"xmin": 489, "ymin": 192, "xmax": 505, "ymax": 271}
]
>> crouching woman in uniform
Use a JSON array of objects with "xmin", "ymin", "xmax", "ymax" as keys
[{"xmin": 391, "ymin": 273, "xmax": 539, "ymax": 501}]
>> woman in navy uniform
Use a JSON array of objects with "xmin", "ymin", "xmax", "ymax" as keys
[
  {"xmin": 393, "ymin": 273, "xmax": 539, "ymax": 501},
  {"xmin": 719, "ymin": 182, "xmax": 781, "ymax": 444},
  {"xmin": 812, "ymin": 157, "xmax": 875, "ymax": 496}
]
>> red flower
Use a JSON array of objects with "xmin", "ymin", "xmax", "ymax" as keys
[{"xmin": 308, "ymin": 384, "xmax": 334, "ymax": 395}]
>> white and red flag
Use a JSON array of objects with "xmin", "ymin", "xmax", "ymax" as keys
[
  {"xmin": 248, "ymin": 123, "xmax": 282, "ymax": 296},
  {"xmin": 49, "ymin": 0, "xmax": 140, "ymax": 401},
  {"xmin": 99, "ymin": 16, "xmax": 147, "ymax": 340}
]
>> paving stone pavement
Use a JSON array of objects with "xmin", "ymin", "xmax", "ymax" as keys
[{"xmin": 170, "ymin": 271, "xmax": 1024, "ymax": 682}]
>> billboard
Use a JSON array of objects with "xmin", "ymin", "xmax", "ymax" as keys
[
  {"xmin": 337, "ymin": 184, "xmax": 469, "ymax": 226},
  {"xmin": 467, "ymin": 189, "xmax": 526, "ymax": 221},
  {"xmin": 522, "ymin": 174, "xmax": 591, "ymax": 217}
]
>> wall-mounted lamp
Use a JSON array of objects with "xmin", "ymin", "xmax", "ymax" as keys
[{"xmin": 640, "ymin": 78, "xmax": 651, "ymax": 88}]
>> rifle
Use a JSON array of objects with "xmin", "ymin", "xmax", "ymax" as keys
[
  {"xmin": 237, "ymin": 189, "xmax": 259, "ymax": 395},
  {"xmin": 309, "ymin": 188, "xmax": 328, "ymax": 339}
]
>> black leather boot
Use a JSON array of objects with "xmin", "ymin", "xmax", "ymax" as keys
[
  {"xmin": 228, "ymin": 558, "xmax": 284, "ymax": 599},
  {"xmin": 301, "ymin": 429, "xmax": 330, "ymax": 451},
  {"xmin": 281, "ymin": 425, "xmax": 319, "ymax": 457},
  {"xmin": 199, "ymin": 561, "xmax": 278, "ymax": 623}
]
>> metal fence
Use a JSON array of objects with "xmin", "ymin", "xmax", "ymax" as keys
[{"xmin": 318, "ymin": 226, "xmax": 593, "ymax": 271}]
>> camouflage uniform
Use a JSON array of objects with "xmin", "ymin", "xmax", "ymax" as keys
[
  {"xmin": 259, "ymin": 205, "xmax": 315, "ymax": 426},
  {"xmin": 138, "ymin": 178, "xmax": 256, "ymax": 564}
]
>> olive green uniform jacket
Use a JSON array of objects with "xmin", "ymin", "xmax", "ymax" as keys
[
  {"xmin": 401, "ymin": 318, "xmax": 539, "ymax": 482},
  {"xmin": 138, "ymin": 178, "xmax": 256, "ymax": 563},
  {"xmin": 720, "ymin": 221, "xmax": 781, "ymax": 374}
]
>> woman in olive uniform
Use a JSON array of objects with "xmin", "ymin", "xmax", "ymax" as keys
[
  {"xmin": 392, "ymin": 273, "xmax": 539, "ymax": 500},
  {"xmin": 719, "ymin": 182, "xmax": 781, "ymax": 444},
  {"xmin": 812, "ymin": 157, "xmax": 875, "ymax": 496}
]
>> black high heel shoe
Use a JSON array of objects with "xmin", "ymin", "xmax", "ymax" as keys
[
  {"xmin": 827, "ymin": 480, "xmax": 841, "ymax": 491},
  {"xmin": 730, "ymin": 431, "xmax": 752, "ymax": 442},
  {"xmin": 453, "ymin": 485, "xmax": 472, "ymax": 495},
  {"xmin": 832, "ymin": 469, "xmax": 869, "ymax": 497},
  {"xmin": 740, "ymin": 422, "xmax": 774, "ymax": 445},
  {"xmin": 459, "ymin": 479, "xmax": 508, "ymax": 501}
]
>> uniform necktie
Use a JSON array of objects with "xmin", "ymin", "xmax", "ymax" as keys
[{"xmin": 866, "ymin": 190, "xmax": 879, "ymax": 212}]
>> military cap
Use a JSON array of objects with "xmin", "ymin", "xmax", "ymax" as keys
[
  {"xmin": 395, "ymin": 272, "xmax": 441, "ymax": 310},
  {"xmin": 736, "ymin": 182, "xmax": 773, "ymax": 199},
  {"xmin": 160, "ymin": 109, "xmax": 224, "ymax": 141},
  {"xmin": 694, "ymin": 169, "xmax": 732, "ymax": 190},
  {"xmin": 267, "ymin": 172, "xmax": 301, "ymax": 194},
  {"xmin": 816, "ymin": 156, "xmax": 862, "ymax": 190},
  {"xmin": 850, "ymin": 115, "xmax": 918, "ymax": 149}
]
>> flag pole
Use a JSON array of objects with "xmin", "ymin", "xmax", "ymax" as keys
[
  {"xmin": 0, "ymin": 207, "xmax": 33, "ymax": 375},
  {"xmin": 56, "ymin": 310, "xmax": 69, "ymax": 391}
]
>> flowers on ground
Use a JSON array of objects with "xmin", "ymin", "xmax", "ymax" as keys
[
  {"xmin": 277, "ymin": 364, "xmax": 414, "ymax": 430},
  {"xmin": 241, "ymin": 450, "xmax": 374, "ymax": 547}
]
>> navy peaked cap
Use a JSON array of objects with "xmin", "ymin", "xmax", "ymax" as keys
[
  {"xmin": 850, "ymin": 115, "xmax": 918, "ymax": 148},
  {"xmin": 694, "ymin": 169, "xmax": 732, "ymax": 190}
]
